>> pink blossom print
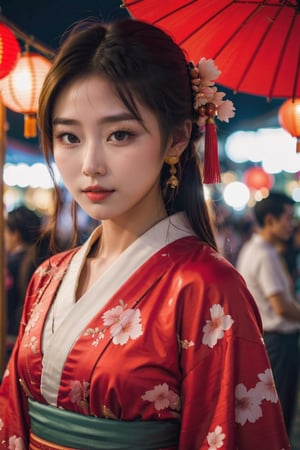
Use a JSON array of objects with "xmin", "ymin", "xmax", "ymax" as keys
[
  {"xmin": 25, "ymin": 302, "xmax": 44, "ymax": 334},
  {"xmin": 235, "ymin": 383, "xmax": 263, "ymax": 426},
  {"xmin": 142, "ymin": 383, "xmax": 181, "ymax": 411},
  {"xmin": 84, "ymin": 327, "xmax": 105, "ymax": 347},
  {"xmin": 8, "ymin": 435, "xmax": 25, "ymax": 450},
  {"xmin": 0, "ymin": 418, "xmax": 3, "ymax": 430},
  {"xmin": 102, "ymin": 304, "xmax": 124, "ymax": 327},
  {"xmin": 102, "ymin": 302, "xmax": 143, "ymax": 345},
  {"xmin": 255, "ymin": 368, "xmax": 278, "ymax": 403},
  {"xmin": 70, "ymin": 380, "xmax": 90, "ymax": 406},
  {"xmin": 36, "ymin": 263, "xmax": 66, "ymax": 280},
  {"xmin": 207, "ymin": 425, "xmax": 225, "ymax": 449},
  {"xmin": 179, "ymin": 338, "xmax": 195, "ymax": 350},
  {"xmin": 167, "ymin": 389, "xmax": 181, "ymax": 411},
  {"xmin": 202, "ymin": 304, "xmax": 234, "ymax": 348},
  {"xmin": 24, "ymin": 336, "xmax": 38, "ymax": 353}
]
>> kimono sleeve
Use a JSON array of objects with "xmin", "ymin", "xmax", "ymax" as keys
[
  {"xmin": 0, "ymin": 267, "xmax": 44, "ymax": 449},
  {"xmin": 0, "ymin": 250, "xmax": 75, "ymax": 449},
  {"xmin": 176, "ymin": 258, "xmax": 290, "ymax": 450},
  {"xmin": 0, "ymin": 335, "xmax": 29, "ymax": 449}
]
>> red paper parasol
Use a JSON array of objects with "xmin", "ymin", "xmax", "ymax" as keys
[{"xmin": 122, "ymin": 0, "xmax": 300, "ymax": 100}]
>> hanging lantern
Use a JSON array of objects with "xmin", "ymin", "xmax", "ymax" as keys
[
  {"xmin": 0, "ymin": 52, "xmax": 51, "ymax": 138},
  {"xmin": 278, "ymin": 98, "xmax": 300, "ymax": 153},
  {"xmin": 0, "ymin": 23, "xmax": 20, "ymax": 80},
  {"xmin": 244, "ymin": 167, "xmax": 274, "ymax": 191}
]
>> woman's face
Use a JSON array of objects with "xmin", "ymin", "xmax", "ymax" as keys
[{"xmin": 52, "ymin": 75, "xmax": 173, "ymax": 224}]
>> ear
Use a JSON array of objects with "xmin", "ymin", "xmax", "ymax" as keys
[
  {"xmin": 165, "ymin": 120, "xmax": 192, "ymax": 158},
  {"xmin": 264, "ymin": 213, "xmax": 276, "ymax": 227}
]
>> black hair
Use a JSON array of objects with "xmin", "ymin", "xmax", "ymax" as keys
[
  {"xmin": 6, "ymin": 206, "xmax": 42, "ymax": 244},
  {"xmin": 254, "ymin": 191, "xmax": 295, "ymax": 227},
  {"xmin": 38, "ymin": 18, "xmax": 217, "ymax": 250}
]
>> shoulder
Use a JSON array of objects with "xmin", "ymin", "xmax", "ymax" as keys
[
  {"xmin": 39, "ymin": 247, "xmax": 79, "ymax": 269},
  {"xmin": 21, "ymin": 247, "xmax": 80, "ymax": 319},
  {"xmin": 167, "ymin": 236, "xmax": 244, "ymax": 286},
  {"xmin": 28, "ymin": 247, "xmax": 79, "ymax": 287},
  {"xmin": 167, "ymin": 238, "xmax": 263, "ymax": 337},
  {"xmin": 238, "ymin": 235, "xmax": 279, "ymax": 274},
  {"xmin": 239, "ymin": 234, "xmax": 275, "ymax": 257}
]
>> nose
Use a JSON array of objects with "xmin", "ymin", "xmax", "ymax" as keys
[{"xmin": 82, "ymin": 140, "xmax": 106, "ymax": 176}]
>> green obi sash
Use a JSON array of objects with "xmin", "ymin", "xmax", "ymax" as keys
[{"xmin": 28, "ymin": 399, "xmax": 180, "ymax": 450}]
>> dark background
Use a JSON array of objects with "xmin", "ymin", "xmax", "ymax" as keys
[{"xmin": 0, "ymin": 0, "xmax": 284, "ymax": 153}]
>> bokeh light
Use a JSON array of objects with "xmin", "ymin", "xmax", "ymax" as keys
[{"xmin": 223, "ymin": 182, "xmax": 250, "ymax": 210}]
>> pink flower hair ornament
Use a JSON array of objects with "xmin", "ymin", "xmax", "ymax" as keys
[{"xmin": 188, "ymin": 58, "xmax": 236, "ymax": 184}]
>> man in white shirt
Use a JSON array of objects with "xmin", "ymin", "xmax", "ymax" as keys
[{"xmin": 237, "ymin": 191, "xmax": 300, "ymax": 437}]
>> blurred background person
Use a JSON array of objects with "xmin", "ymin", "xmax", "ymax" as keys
[
  {"xmin": 4, "ymin": 206, "xmax": 47, "ymax": 357},
  {"xmin": 236, "ymin": 191, "xmax": 300, "ymax": 437},
  {"xmin": 277, "ymin": 220, "xmax": 300, "ymax": 303}
]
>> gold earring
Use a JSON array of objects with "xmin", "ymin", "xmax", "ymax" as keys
[{"xmin": 165, "ymin": 155, "xmax": 179, "ymax": 189}]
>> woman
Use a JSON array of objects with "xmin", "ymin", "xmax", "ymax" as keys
[{"xmin": 0, "ymin": 18, "xmax": 289, "ymax": 449}]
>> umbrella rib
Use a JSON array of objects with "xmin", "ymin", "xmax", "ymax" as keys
[
  {"xmin": 234, "ymin": 4, "xmax": 283, "ymax": 95},
  {"xmin": 178, "ymin": 2, "xmax": 273, "ymax": 61},
  {"xmin": 152, "ymin": 0, "xmax": 198, "ymax": 25},
  {"xmin": 178, "ymin": 1, "xmax": 298, "ymax": 99},
  {"xmin": 268, "ymin": 7, "xmax": 298, "ymax": 99},
  {"xmin": 211, "ymin": 2, "xmax": 269, "ymax": 60},
  {"xmin": 121, "ymin": 0, "xmax": 143, "ymax": 6},
  {"xmin": 178, "ymin": 1, "xmax": 235, "ymax": 46},
  {"xmin": 121, "ymin": 0, "xmax": 198, "ymax": 21}
]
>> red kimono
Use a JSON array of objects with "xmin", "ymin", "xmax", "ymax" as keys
[{"xmin": 0, "ymin": 214, "xmax": 290, "ymax": 449}]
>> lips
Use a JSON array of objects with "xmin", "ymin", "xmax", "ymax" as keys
[
  {"xmin": 82, "ymin": 185, "xmax": 114, "ymax": 202},
  {"xmin": 82, "ymin": 185, "xmax": 112, "ymax": 193}
]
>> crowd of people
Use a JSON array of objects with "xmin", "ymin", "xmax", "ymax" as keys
[
  {"xmin": 236, "ymin": 192, "xmax": 300, "ymax": 438},
  {"xmin": 0, "ymin": 14, "xmax": 296, "ymax": 450},
  {"xmin": 216, "ymin": 193, "xmax": 300, "ymax": 439}
]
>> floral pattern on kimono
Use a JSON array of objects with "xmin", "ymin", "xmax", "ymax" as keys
[{"xmin": 0, "ymin": 233, "xmax": 290, "ymax": 450}]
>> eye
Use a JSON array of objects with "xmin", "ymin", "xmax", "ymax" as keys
[
  {"xmin": 57, "ymin": 133, "xmax": 80, "ymax": 144},
  {"xmin": 108, "ymin": 129, "xmax": 134, "ymax": 143}
]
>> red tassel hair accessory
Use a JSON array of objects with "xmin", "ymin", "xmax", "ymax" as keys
[{"xmin": 188, "ymin": 59, "xmax": 236, "ymax": 184}]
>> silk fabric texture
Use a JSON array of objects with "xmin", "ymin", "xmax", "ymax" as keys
[{"xmin": 0, "ymin": 213, "xmax": 289, "ymax": 449}]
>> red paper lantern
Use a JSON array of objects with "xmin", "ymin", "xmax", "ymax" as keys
[
  {"xmin": 0, "ymin": 52, "xmax": 51, "ymax": 138},
  {"xmin": 278, "ymin": 98, "xmax": 300, "ymax": 153},
  {"xmin": 244, "ymin": 167, "xmax": 274, "ymax": 191},
  {"xmin": 0, "ymin": 23, "xmax": 20, "ymax": 80}
]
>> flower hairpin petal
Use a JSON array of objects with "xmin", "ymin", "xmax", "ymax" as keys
[{"xmin": 189, "ymin": 58, "xmax": 236, "ymax": 184}]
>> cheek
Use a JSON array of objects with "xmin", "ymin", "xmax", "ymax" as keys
[
  {"xmin": 281, "ymin": 218, "xmax": 292, "ymax": 229},
  {"xmin": 128, "ymin": 145, "xmax": 164, "ymax": 176},
  {"xmin": 122, "ymin": 155, "xmax": 163, "ymax": 190},
  {"xmin": 54, "ymin": 151, "xmax": 79, "ymax": 178},
  {"xmin": 53, "ymin": 148, "xmax": 69, "ymax": 166},
  {"xmin": 278, "ymin": 221, "xmax": 292, "ymax": 237}
]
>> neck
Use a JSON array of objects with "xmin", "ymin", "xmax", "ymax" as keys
[
  {"xmin": 258, "ymin": 229, "xmax": 280, "ymax": 247},
  {"xmin": 94, "ymin": 210, "xmax": 168, "ymax": 260}
]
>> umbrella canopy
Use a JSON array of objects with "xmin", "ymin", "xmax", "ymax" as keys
[{"xmin": 123, "ymin": 0, "xmax": 300, "ymax": 100}]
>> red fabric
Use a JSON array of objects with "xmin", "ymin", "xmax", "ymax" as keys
[
  {"xmin": 0, "ymin": 23, "xmax": 20, "ymax": 80},
  {"xmin": 125, "ymin": 0, "xmax": 300, "ymax": 99},
  {"xmin": 0, "ymin": 238, "xmax": 290, "ymax": 449}
]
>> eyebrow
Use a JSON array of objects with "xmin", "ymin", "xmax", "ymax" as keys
[{"xmin": 52, "ymin": 112, "xmax": 138, "ymax": 126}]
